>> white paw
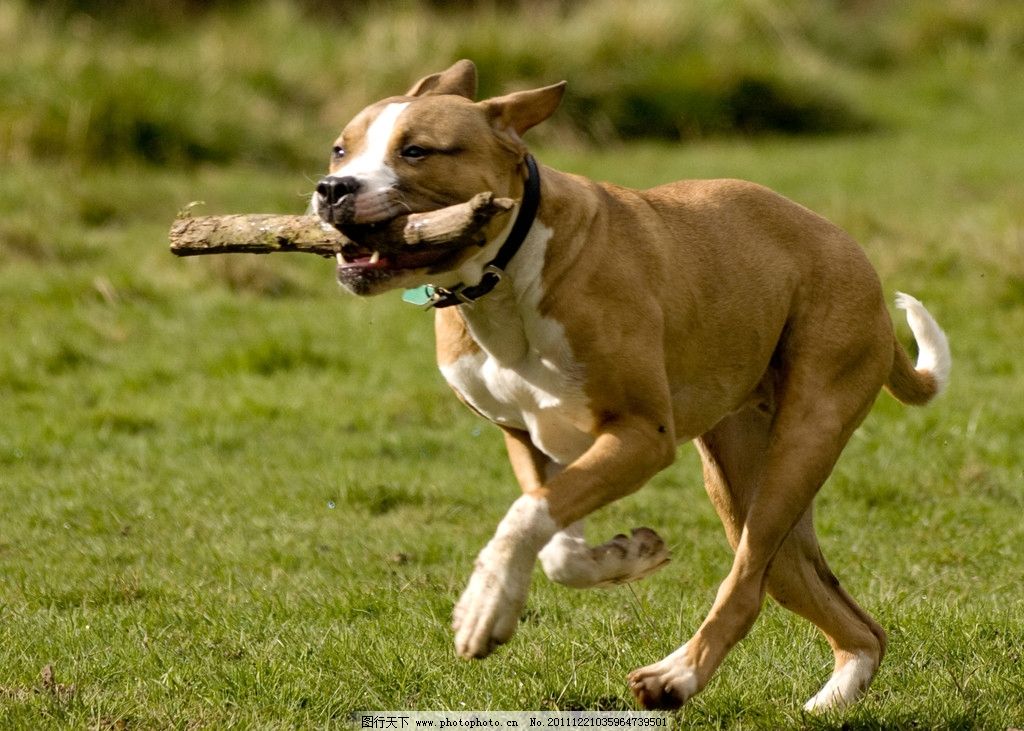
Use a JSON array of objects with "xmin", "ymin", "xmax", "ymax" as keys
[
  {"xmin": 628, "ymin": 644, "xmax": 700, "ymax": 710},
  {"xmin": 803, "ymin": 651, "xmax": 877, "ymax": 712},
  {"xmin": 540, "ymin": 526, "xmax": 670, "ymax": 588},
  {"xmin": 591, "ymin": 527, "xmax": 671, "ymax": 586},
  {"xmin": 452, "ymin": 539, "xmax": 534, "ymax": 658},
  {"xmin": 452, "ymin": 495, "xmax": 557, "ymax": 659}
]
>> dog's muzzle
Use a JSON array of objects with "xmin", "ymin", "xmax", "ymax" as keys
[
  {"xmin": 315, "ymin": 175, "xmax": 361, "ymax": 225},
  {"xmin": 316, "ymin": 175, "xmax": 360, "ymax": 206},
  {"xmin": 316, "ymin": 175, "xmax": 407, "ymax": 227}
]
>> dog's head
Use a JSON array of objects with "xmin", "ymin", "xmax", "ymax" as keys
[{"xmin": 313, "ymin": 60, "xmax": 565, "ymax": 295}]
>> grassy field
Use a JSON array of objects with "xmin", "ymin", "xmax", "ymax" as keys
[{"xmin": 2, "ymin": 1, "xmax": 1024, "ymax": 729}]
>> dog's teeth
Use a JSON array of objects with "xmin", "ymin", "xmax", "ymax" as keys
[
  {"xmin": 336, "ymin": 253, "xmax": 345, "ymax": 265},
  {"xmin": 369, "ymin": 250, "xmax": 381, "ymax": 264}
]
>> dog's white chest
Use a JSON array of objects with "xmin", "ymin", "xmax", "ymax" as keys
[
  {"xmin": 442, "ymin": 347, "xmax": 594, "ymax": 465},
  {"xmin": 437, "ymin": 221, "xmax": 596, "ymax": 466}
]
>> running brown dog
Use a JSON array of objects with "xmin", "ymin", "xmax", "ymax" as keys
[{"xmin": 312, "ymin": 60, "xmax": 951, "ymax": 710}]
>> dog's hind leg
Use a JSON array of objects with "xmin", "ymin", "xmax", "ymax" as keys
[
  {"xmin": 630, "ymin": 357, "xmax": 887, "ymax": 710},
  {"xmin": 772, "ymin": 512, "xmax": 886, "ymax": 711},
  {"xmin": 696, "ymin": 404, "xmax": 885, "ymax": 710}
]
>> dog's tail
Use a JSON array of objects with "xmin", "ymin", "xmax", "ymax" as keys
[{"xmin": 885, "ymin": 292, "xmax": 951, "ymax": 405}]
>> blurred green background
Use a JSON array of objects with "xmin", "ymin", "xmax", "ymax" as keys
[{"xmin": 6, "ymin": 0, "xmax": 1024, "ymax": 168}]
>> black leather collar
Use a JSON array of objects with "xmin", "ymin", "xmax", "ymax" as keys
[{"xmin": 428, "ymin": 154, "xmax": 541, "ymax": 309}]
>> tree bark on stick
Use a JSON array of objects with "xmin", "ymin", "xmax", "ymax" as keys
[
  {"xmin": 169, "ymin": 215, "xmax": 345, "ymax": 257},
  {"xmin": 169, "ymin": 192, "xmax": 515, "ymax": 258}
]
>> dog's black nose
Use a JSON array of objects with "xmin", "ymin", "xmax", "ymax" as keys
[{"xmin": 316, "ymin": 176, "xmax": 361, "ymax": 206}]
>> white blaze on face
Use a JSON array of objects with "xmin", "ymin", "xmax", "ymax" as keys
[{"xmin": 334, "ymin": 102, "xmax": 410, "ymax": 192}]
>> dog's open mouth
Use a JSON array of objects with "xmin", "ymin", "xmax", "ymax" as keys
[
  {"xmin": 335, "ymin": 221, "xmax": 467, "ymax": 273},
  {"xmin": 333, "ymin": 221, "xmax": 469, "ymax": 294},
  {"xmin": 320, "ymin": 192, "xmax": 516, "ymax": 294},
  {"xmin": 335, "ymin": 242, "xmax": 461, "ymax": 273}
]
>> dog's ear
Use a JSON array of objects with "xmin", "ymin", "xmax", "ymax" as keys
[
  {"xmin": 480, "ymin": 81, "xmax": 567, "ymax": 145},
  {"xmin": 406, "ymin": 59, "xmax": 478, "ymax": 99}
]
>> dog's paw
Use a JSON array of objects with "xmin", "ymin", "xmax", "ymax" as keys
[
  {"xmin": 540, "ymin": 526, "xmax": 670, "ymax": 588},
  {"xmin": 627, "ymin": 645, "xmax": 700, "ymax": 710},
  {"xmin": 452, "ymin": 541, "xmax": 534, "ymax": 659},
  {"xmin": 591, "ymin": 527, "xmax": 671, "ymax": 587},
  {"xmin": 803, "ymin": 651, "xmax": 878, "ymax": 712}
]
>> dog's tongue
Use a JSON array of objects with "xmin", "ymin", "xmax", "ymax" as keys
[
  {"xmin": 338, "ymin": 252, "xmax": 388, "ymax": 270},
  {"xmin": 337, "ymin": 247, "xmax": 452, "ymax": 272}
]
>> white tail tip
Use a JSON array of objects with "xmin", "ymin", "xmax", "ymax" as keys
[{"xmin": 895, "ymin": 292, "xmax": 951, "ymax": 393}]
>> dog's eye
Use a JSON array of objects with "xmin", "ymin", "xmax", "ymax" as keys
[
  {"xmin": 331, "ymin": 146, "xmax": 345, "ymax": 160},
  {"xmin": 401, "ymin": 145, "xmax": 430, "ymax": 161}
]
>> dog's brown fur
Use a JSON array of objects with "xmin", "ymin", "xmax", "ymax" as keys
[{"xmin": 316, "ymin": 60, "xmax": 950, "ymax": 710}]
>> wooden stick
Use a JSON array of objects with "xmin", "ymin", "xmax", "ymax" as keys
[
  {"xmin": 169, "ymin": 192, "xmax": 515, "ymax": 258},
  {"xmin": 169, "ymin": 214, "xmax": 345, "ymax": 258}
]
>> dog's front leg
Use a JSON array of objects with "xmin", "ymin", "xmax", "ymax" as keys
[
  {"xmin": 453, "ymin": 415, "xmax": 675, "ymax": 659},
  {"xmin": 452, "ymin": 493, "xmax": 559, "ymax": 659},
  {"xmin": 500, "ymin": 427, "xmax": 671, "ymax": 589}
]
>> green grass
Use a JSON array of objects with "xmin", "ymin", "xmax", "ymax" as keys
[{"xmin": 2, "ymin": 2, "xmax": 1024, "ymax": 729}]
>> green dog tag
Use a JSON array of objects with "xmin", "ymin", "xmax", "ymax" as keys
[{"xmin": 402, "ymin": 286, "xmax": 436, "ymax": 306}]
